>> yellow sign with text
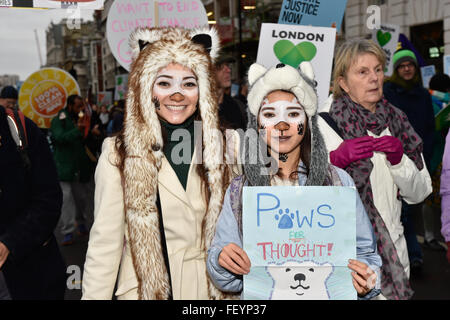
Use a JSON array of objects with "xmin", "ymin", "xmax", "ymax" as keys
[{"xmin": 18, "ymin": 68, "xmax": 80, "ymax": 128}]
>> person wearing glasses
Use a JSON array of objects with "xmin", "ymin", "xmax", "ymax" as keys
[{"xmin": 383, "ymin": 49, "xmax": 437, "ymax": 276}]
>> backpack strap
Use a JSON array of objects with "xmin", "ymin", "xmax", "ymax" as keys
[
  {"xmin": 5, "ymin": 108, "xmax": 28, "ymax": 148},
  {"xmin": 5, "ymin": 108, "xmax": 31, "ymax": 171},
  {"xmin": 319, "ymin": 112, "xmax": 344, "ymax": 140}
]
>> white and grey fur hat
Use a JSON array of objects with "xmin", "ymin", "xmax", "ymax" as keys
[{"xmin": 242, "ymin": 62, "xmax": 329, "ymax": 186}]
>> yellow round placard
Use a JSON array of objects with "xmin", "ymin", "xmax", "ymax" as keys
[{"xmin": 18, "ymin": 68, "xmax": 80, "ymax": 128}]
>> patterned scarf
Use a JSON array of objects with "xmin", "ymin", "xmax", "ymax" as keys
[{"xmin": 329, "ymin": 94, "xmax": 423, "ymax": 300}]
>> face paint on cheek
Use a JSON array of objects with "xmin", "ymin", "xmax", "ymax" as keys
[
  {"xmin": 152, "ymin": 97, "xmax": 161, "ymax": 110},
  {"xmin": 297, "ymin": 123, "xmax": 304, "ymax": 135}
]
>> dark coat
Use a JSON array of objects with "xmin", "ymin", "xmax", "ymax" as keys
[
  {"xmin": 383, "ymin": 81, "xmax": 435, "ymax": 169},
  {"xmin": 0, "ymin": 105, "xmax": 66, "ymax": 299},
  {"xmin": 219, "ymin": 94, "xmax": 248, "ymax": 130}
]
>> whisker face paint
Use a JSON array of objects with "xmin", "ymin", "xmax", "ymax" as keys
[{"xmin": 152, "ymin": 97, "xmax": 161, "ymax": 110}]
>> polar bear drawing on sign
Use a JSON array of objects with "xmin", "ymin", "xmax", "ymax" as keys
[{"xmin": 267, "ymin": 261, "xmax": 334, "ymax": 300}]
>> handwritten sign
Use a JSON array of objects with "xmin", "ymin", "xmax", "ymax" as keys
[
  {"xmin": 278, "ymin": 0, "xmax": 347, "ymax": 31},
  {"xmin": 97, "ymin": 91, "xmax": 113, "ymax": 106},
  {"xmin": 242, "ymin": 186, "xmax": 357, "ymax": 300},
  {"xmin": 371, "ymin": 23, "xmax": 400, "ymax": 77},
  {"xmin": 18, "ymin": 68, "xmax": 80, "ymax": 129},
  {"xmin": 256, "ymin": 23, "xmax": 335, "ymax": 110},
  {"xmin": 106, "ymin": 0, "xmax": 208, "ymax": 71},
  {"xmin": 421, "ymin": 65, "xmax": 436, "ymax": 89}
]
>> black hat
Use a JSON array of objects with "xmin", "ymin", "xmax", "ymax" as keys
[
  {"xmin": 215, "ymin": 52, "xmax": 236, "ymax": 66},
  {"xmin": 429, "ymin": 72, "xmax": 450, "ymax": 92},
  {"xmin": 0, "ymin": 86, "xmax": 18, "ymax": 100}
]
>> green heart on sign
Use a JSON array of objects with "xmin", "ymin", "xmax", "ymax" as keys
[
  {"xmin": 273, "ymin": 40, "xmax": 317, "ymax": 68},
  {"xmin": 377, "ymin": 30, "xmax": 392, "ymax": 47}
]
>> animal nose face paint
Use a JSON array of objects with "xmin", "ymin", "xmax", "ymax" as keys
[{"xmin": 258, "ymin": 98, "xmax": 306, "ymax": 135}]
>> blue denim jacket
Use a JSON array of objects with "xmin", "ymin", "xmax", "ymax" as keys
[{"xmin": 206, "ymin": 166, "xmax": 382, "ymax": 300}]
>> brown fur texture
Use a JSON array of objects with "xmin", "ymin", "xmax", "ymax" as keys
[{"xmin": 122, "ymin": 27, "xmax": 237, "ymax": 299}]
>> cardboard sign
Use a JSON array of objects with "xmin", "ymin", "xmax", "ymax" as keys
[
  {"xmin": 256, "ymin": 23, "xmax": 335, "ymax": 109},
  {"xmin": 106, "ymin": 0, "xmax": 208, "ymax": 71},
  {"xmin": 278, "ymin": 0, "xmax": 347, "ymax": 31},
  {"xmin": 97, "ymin": 91, "xmax": 113, "ymax": 106},
  {"xmin": 18, "ymin": 67, "xmax": 80, "ymax": 129},
  {"xmin": 421, "ymin": 65, "xmax": 436, "ymax": 89},
  {"xmin": 242, "ymin": 186, "xmax": 357, "ymax": 300},
  {"xmin": 371, "ymin": 23, "xmax": 400, "ymax": 77},
  {"xmin": 114, "ymin": 74, "xmax": 129, "ymax": 100}
]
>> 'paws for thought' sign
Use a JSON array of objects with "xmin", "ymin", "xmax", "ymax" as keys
[{"xmin": 242, "ymin": 186, "xmax": 357, "ymax": 300}]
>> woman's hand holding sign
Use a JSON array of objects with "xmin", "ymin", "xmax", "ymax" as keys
[{"xmin": 219, "ymin": 243, "xmax": 251, "ymax": 275}]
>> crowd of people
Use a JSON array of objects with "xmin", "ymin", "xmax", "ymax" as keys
[{"xmin": 0, "ymin": 25, "xmax": 449, "ymax": 300}]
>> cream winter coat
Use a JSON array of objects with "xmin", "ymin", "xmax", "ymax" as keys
[{"xmin": 83, "ymin": 138, "xmax": 213, "ymax": 299}]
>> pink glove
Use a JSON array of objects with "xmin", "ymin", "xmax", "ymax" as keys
[
  {"xmin": 373, "ymin": 136, "xmax": 404, "ymax": 166},
  {"xmin": 329, "ymin": 136, "xmax": 375, "ymax": 169},
  {"xmin": 447, "ymin": 242, "xmax": 450, "ymax": 264}
]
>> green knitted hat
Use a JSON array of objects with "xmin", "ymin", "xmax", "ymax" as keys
[{"xmin": 393, "ymin": 50, "xmax": 417, "ymax": 70}]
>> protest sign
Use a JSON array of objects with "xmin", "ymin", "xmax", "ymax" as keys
[
  {"xmin": 256, "ymin": 23, "xmax": 335, "ymax": 109},
  {"xmin": 444, "ymin": 55, "xmax": 450, "ymax": 77},
  {"xmin": 106, "ymin": 0, "xmax": 208, "ymax": 71},
  {"xmin": 421, "ymin": 65, "xmax": 436, "ymax": 89},
  {"xmin": 371, "ymin": 23, "xmax": 400, "ymax": 77},
  {"xmin": 114, "ymin": 74, "xmax": 129, "ymax": 100},
  {"xmin": 97, "ymin": 91, "xmax": 113, "ymax": 106},
  {"xmin": 18, "ymin": 67, "xmax": 80, "ymax": 129},
  {"xmin": 278, "ymin": 0, "xmax": 347, "ymax": 31},
  {"xmin": 242, "ymin": 186, "xmax": 357, "ymax": 300}
]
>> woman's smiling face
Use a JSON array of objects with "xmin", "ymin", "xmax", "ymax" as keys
[
  {"xmin": 258, "ymin": 90, "xmax": 307, "ymax": 155},
  {"xmin": 152, "ymin": 63, "xmax": 199, "ymax": 124}
]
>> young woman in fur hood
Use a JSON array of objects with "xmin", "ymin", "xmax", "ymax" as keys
[
  {"xmin": 206, "ymin": 62, "xmax": 383, "ymax": 299},
  {"xmin": 82, "ymin": 27, "xmax": 236, "ymax": 300}
]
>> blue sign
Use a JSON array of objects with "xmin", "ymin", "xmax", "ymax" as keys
[
  {"xmin": 242, "ymin": 186, "xmax": 357, "ymax": 300},
  {"xmin": 278, "ymin": 0, "xmax": 348, "ymax": 31}
]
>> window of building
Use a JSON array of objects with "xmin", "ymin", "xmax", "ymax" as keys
[{"xmin": 410, "ymin": 20, "xmax": 444, "ymax": 72}]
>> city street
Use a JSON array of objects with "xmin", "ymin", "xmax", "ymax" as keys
[{"xmin": 56, "ymin": 208, "xmax": 450, "ymax": 300}]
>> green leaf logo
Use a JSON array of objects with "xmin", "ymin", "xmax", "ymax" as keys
[
  {"xmin": 273, "ymin": 40, "xmax": 317, "ymax": 68},
  {"xmin": 376, "ymin": 30, "xmax": 392, "ymax": 47}
]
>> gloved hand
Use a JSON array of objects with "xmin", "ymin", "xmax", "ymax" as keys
[
  {"xmin": 447, "ymin": 242, "xmax": 450, "ymax": 264},
  {"xmin": 329, "ymin": 136, "xmax": 375, "ymax": 169},
  {"xmin": 373, "ymin": 136, "xmax": 404, "ymax": 166}
]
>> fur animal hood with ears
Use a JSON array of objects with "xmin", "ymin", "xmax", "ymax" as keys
[
  {"xmin": 122, "ymin": 26, "xmax": 233, "ymax": 300},
  {"xmin": 242, "ymin": 62, "xmax": 329, "ymax": 187}
]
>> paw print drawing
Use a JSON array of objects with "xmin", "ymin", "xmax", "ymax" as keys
[{"xmin": 275, "ymin": 208, "xmax": 295, "ymax": 229}]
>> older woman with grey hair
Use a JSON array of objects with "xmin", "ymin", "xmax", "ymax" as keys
[{"xmin": 318, "ymin": 39, "xmax": 432, "ymax": 300}]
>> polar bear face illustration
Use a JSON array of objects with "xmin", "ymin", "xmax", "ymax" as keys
[{"xmin": 267, "ymin": 261, "xmax": 334, "ymax": 300}]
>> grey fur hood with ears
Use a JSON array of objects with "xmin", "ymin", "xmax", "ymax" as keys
[{"xmin": 242, "ymin": 62, "xmax": 329, "ymax": 187}]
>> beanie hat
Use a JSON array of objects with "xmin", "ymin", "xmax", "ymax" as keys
[
  {"xmin": 242, "ymin": 62, "xmax": 328, "ymax": 187},
  {"xmin": 393, "ymin": 50, "xmax": 417, "ymax": 70},
  {"xmin": 0, "ymin": 86, "xmax": 18, "ymax": 99}
]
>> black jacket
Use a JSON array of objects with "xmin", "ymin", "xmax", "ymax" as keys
[
  {"xmin": 0, "ymin": 105, "xmax": 66, "ymax": 299},
  {"xmin": 383, "ymin": 81, "xmax": 435, "ymax": 169}
]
